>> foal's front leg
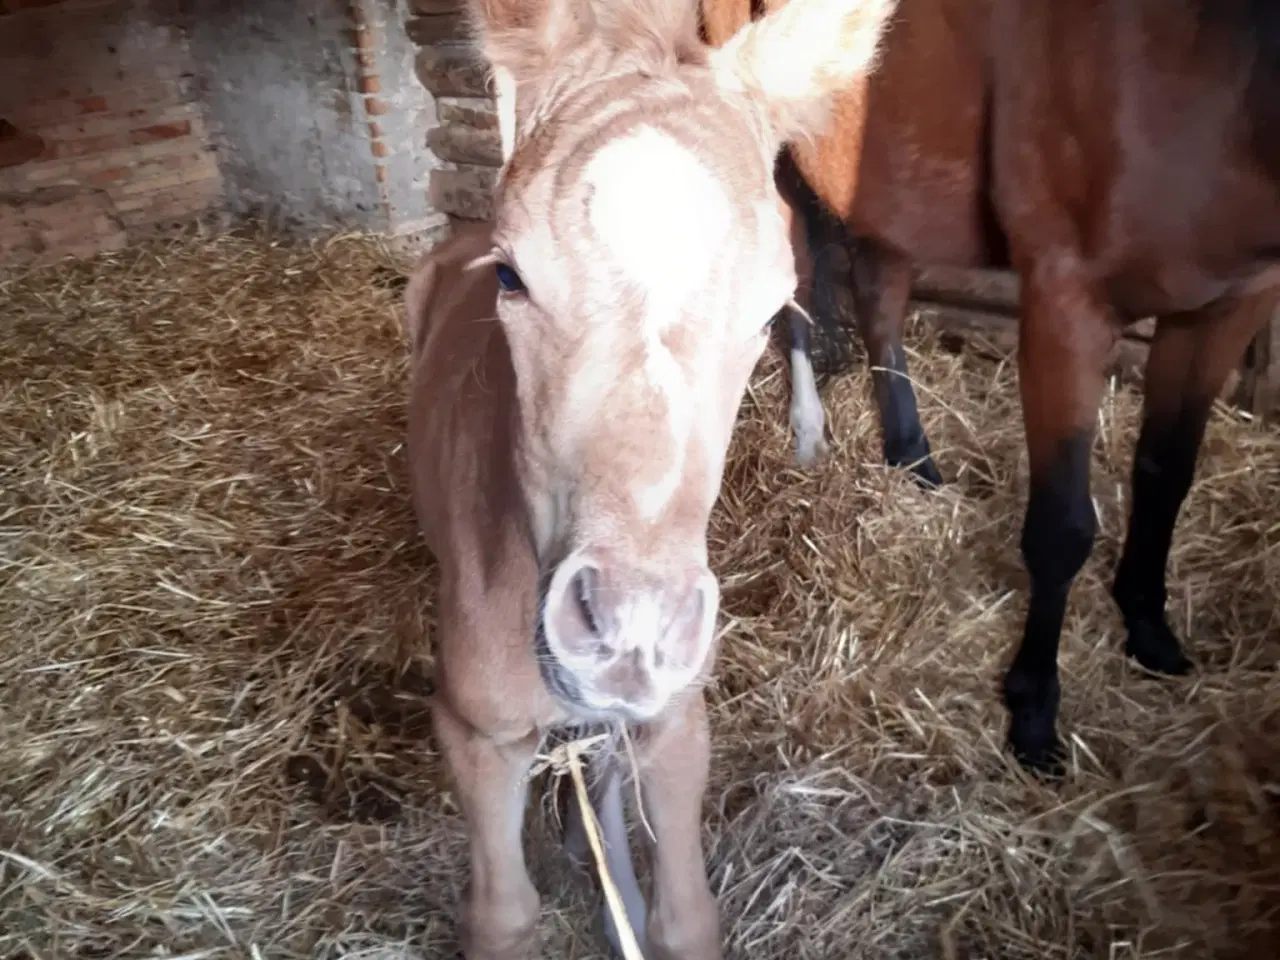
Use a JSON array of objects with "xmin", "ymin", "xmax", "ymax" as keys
[
  {"xmin": 639, "ymin": 691, "xmax": 720, "ymax": 960},
  {"xmin": 432, "ymin": 692, "xmax": 540, "ymax": 960}
]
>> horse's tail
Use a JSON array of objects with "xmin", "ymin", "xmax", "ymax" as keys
[{"xmin": 775, "ymin": 149, "xmax": 862, "ymax": 381}]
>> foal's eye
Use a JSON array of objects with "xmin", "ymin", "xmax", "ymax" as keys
[{"xmin": 495, "ymin": 262, "xmax": 525, "ymax": 295}]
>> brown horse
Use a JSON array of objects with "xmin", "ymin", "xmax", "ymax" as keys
[
  {"xmin": 992, "ymin": 0, "xmax": 1280, "ymax": 771},
  {"xmin": 703, "ymin": 0, "xmax": 998, "ymax": 490},
  {"xmin": 705, "ymin": 0, "xmax": 1280, "ymax": 773},
  {"xmin": 406, "ymin": 0, "xmax": 900, "ymax": 956}
]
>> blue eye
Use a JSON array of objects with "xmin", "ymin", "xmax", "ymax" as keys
[{"xmin": 495, "ymin": 262, "xmax": 525, "ymax": 294}]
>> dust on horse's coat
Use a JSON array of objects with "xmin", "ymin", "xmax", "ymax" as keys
[
  {"xmin": 707, "ymin": 0, "xmax": 1280, "ymax": 774},
  {"xmin": 404, "ymin": 0, "xmax": 901, "ymax": 956}
]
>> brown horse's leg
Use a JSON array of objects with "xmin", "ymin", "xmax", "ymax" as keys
[
  {"xmin": 432, "ymin": 694, "xmax": 541, "ymax": 960},
  {"xmin": 639, "ymin": 691, "xmax": 720, "ymax": 960},
  {"xmin": 1112, "ymin": 294, "xmax": 1274, "ymax": 674},
  {"xmin": 1004, "ymin": 269, "xmax": 1115, "ymax": 773},
  {"xmin": 849, "ymin": 241, "xmax": 944, "ymax": 487}
]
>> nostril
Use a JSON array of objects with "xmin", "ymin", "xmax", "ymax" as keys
[{"xmin": 571, "ymin": 565, "xmax": 602, "ymax": 637}]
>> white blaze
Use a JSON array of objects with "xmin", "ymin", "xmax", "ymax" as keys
[{"xmin": 583, "ymin": 127, "xmax": 736, "ymax": 519}]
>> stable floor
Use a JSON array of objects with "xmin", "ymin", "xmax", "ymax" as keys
[{"xmin": 2, "ymin": 230, "xmax": 1278, "ymax": 959}]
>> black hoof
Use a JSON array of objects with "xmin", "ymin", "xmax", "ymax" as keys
[
  {"xmin": 1003, "ymin": 668, "xmax": 1065, "ymax": 777},
  {"xmin": 1124, "ymin": 617, "xmax": 1193, "ymax": 676},
  {"xmin": 907, "ymin": 456, "xmax": 945, "ymax": 490},
  {"xmin": 1007, "ymin": 724, "xmax": 1066, "ymax": 778},
  {"xmin": 887, "ymin": 441, "xmax": 945, "ymax": 489}
]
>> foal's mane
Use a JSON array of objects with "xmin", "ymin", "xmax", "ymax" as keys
[{"xmin": 468, "ymin": 0, "xmax": 706, "ymax": 80}]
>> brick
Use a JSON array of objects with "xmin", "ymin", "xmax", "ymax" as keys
[
  {"xmin": 114, "ymin": 170, "xmax": 188, "ymax": 196},
  {"xmin": 375, "ymin": 163, "xmax": 387, "ymax": 183},
  {"xmin": 409, "ymin": 0, "xmax": 464, "ymax": 13},
  {"xmin": 364, "ymin": 96, "xmax": 389, "ymax": 116},
  {"xmin": 405, "ymin": 13, "xmax": 468, "ymax": 46},
  {"xmin": 16, "ymin": 99, "xmax": 86, "ymax": 128},
  {"xmin": 357, "ymin": 74, "xmax": 381, "ymax": 94},
  {"xmin": 427, "ymin": 123, "xmax": 501, "ymax": 166},
  {"xmin": 56, "ymin": 133, "xmax": 131, "ymax": 158},
  {"xmin": 371, "ymin": 140, "xmax": 388, "ymax": 158},
  {"xmin": 130, "ymin": 120, "xmax": 192, "ymax": 143},
  {"xmin": 77, "ymin": 96, "xmax": 108, "ymax": 113},
  {"xmin": 106, "ymin": 81, "xmax": 182, "ymax": 113},
  {"xmin": 415, "ymin": 47, "xmax": 489, "ymax": 96},
  {"xmin": 438, "ymin": 99, "xmax": 497, "ymax": 129},
  {"xmin": 348, "ymin": 26, "xmax": 374, "ymax": 51},
  {"xmin": 40, "ymin": 116, "xmax": 134, "ymax": 141},
  {"xmin": 88, "ymin": 166, "xmax": 129, "ymax": 185},
  {"xmin": 429, "ymin": 165, "xmax": 496, "ymax": 220},
  {"xmin": 368, "ymin": 121, "xmax": 383, "ymax": 138},
  {"xmin": 131, "ymin": 138, "xmax": 201, "ymax": 161}
]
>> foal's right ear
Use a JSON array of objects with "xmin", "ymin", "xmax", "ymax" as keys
[
  {"xmin": 465, "ymin": 0, "xmax": 591, "ymax": 159},
  {"xmin": 709, "ymin": 0, "xmax": 898, "ymax": 148}
]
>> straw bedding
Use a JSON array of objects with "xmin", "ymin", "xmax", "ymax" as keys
[{"xmin": 1, "ymin": 228, "xmax": 1278, "ymax": 960}]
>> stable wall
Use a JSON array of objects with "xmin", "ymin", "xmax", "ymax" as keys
[
  {"xmin": 180, "ymin": 0, "xmax": 442, "ymax": 241},
  {"xmin": 0, "ymin": 0, "xmax": 221, "ymax": 263},
  {"xmin": 1, "ymin": 0, "xmax": 446, "ymax": 267}
]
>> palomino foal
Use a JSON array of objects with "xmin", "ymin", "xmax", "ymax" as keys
[{"xmin": 404, "ymin": 0, "xmax": 899, "ymax": 956}]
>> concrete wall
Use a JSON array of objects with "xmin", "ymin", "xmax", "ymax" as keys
[
  {"xmin": 2, "ymin": 0, "xmax": 447, "ymax": 265},
  {"xmin": 355, "ymin": 0, "xmax": 443, "ymax": 245},
  {"xmin": 179, "ymin": 0, "xmax": 385, "ymax": 231}
]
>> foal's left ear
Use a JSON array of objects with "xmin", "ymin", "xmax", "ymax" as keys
[{"xmin": 709, "ymin": 0, "xmax": 898, "ymax": 149}]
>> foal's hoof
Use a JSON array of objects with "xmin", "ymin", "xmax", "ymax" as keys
[
  {"xmin": 1124, "ymin": 618, "xmax": 1193, "ymax": 676},
  {"xmin": 793, "ymin": 433, "xmax": 830, "ymax": 469}
]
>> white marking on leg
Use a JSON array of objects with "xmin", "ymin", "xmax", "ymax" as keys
[{"xmin": 790, "ymin": 346, "xmax": 828, "ymax": 467}]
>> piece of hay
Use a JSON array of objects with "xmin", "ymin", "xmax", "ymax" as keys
[{"xmin": 538, "ymin": 735, "xmax": 647, "ymax": 960}]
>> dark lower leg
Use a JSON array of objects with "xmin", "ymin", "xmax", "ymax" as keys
[
  {"xmin": 1005, "ymin": 432, "xmax": 1097, "ymax": 773},
  {"xmin": 850, "ymin": 244, "xmax": 942, "ymax": 487},
  {"xmin": 1111, "ymin": 406, "xmax": 1207, "ymax": 675},
  {"xmin": 1005, "ymin": 266, "xmax": 1113, "ymax": 774}
]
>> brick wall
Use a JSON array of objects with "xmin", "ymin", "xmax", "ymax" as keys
[
  {"xmin": 1, "ymin": 0, "xmax": 450, "ymax": 266},
  {"xmin": 409, "ymin": 0, "xmax": 502, "ymax": 229},
  {"xmin": 1, "ymin": 0, "xmax": 221, "ymax": 265}
]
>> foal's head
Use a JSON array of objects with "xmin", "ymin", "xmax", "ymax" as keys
[{"xmin": 467, "ymin": 0, "xmax": 896, "ymax": 720}]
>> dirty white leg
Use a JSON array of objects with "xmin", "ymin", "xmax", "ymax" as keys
[
  {"xmin": 639, "ymin": 692, "xmax": 720, "ymax": 960},
  {"xmin": 563, "ymin": 759, "xmax": 650, "ymax": 958},
  {"xmin": 432, "ymin": 695, "xmax": 540, "ymax": 960},
  {"xmin": 788, "ymin": 312, "xmax": 829, "ymax": 468}
]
